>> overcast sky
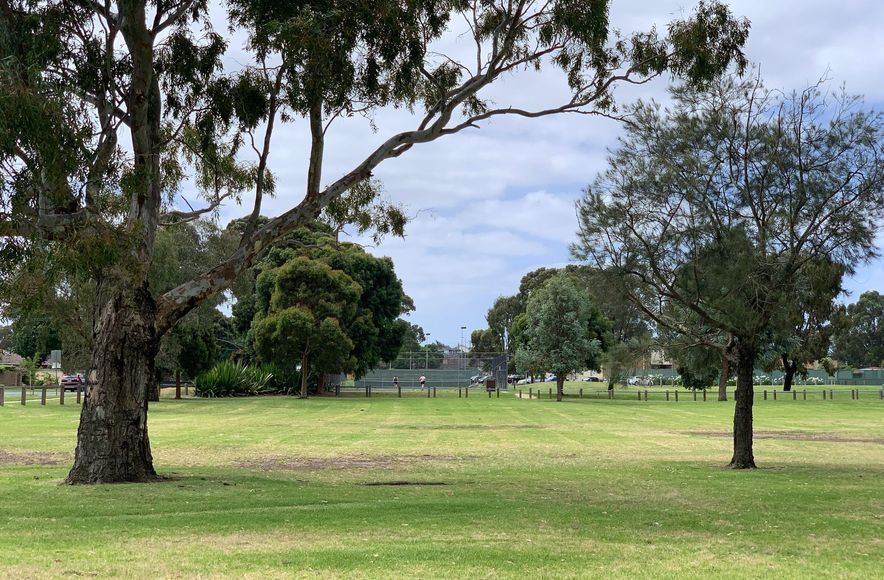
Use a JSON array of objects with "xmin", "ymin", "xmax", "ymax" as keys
[{"xmin": 210, "ymin": 0, "xmax": 884, "ymax": 347}]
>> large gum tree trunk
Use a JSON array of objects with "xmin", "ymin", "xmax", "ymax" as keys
[
  {"xmin": 729, "ymin": 342, "xmax": 757, "ymax": 469},
  {"xmin": 556, "ymin": 375, "xmax": 565, "ymax": 402},
  {"xmin": 66, "ymin": 284, "xmax": 160, "ymax": 484}
]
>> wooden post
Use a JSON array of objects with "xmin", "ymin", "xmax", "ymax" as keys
[
  {"xmin": 41, "ymin": 387, "xmax": 47, "ymax": 405},
  {"xmin": 579, "ymin": 388, "xmax": 583, "ymax": 399},
  {"xmin": 59, "ymin": 386, "xmax": 64, "ymax": 405},
  {"xmin": 548, "ymin": 388, "xmax": 552, "ymax": 399},
  {"xmin": 465, "ymin": 387, "xmax": 468, "ymax": 398},
  {"xmin": 855, "ymin": 389, "xmax": 859, "ymax": 400},
  {"xmin": 427, "ymin": 385, "xmax": 431, "ymax": 398},
  {"xmin": 644, "ymin": 389, "xmax": 648, "ymax": 401},
  {"xmin": 21, "ymin": 386, "xmax": 27, "ymax": 405},
  {"xmin": 519, "ymin": 389, "xmax": 522, "ymax": 398},
  {"xmin": 830, "ymin": 389, "xmax": 833, "ymax": 400},
  {"xmin": 702, "ymin": 390, "xmax": 706, "ymax": 402},
  {"xmin": 175, "ymin": 369, "xmax": 182, "ymax": 400},
  {"xmin": 529, "ymin": 387, "xmax": 532, "ymax": 399},
  {"xmin": 488, "ymin": 389, "xmax": 492, "ymax": 399},
  {"xmin": 823, "ymin": 389, "xmax": 827, "ymax": 400},
  {"xmin": 773, "ymin": 390, "xmax": 777, "ymax": 401},
  {"xmin": 693, "ymin": 390, "xmax": 697, "ymax": 401},
  {"xmin": 637, "ymin": 390, "xmax": 642, "ymax": 401},
  {"xmin": 76, "ymin": 385, "xmax": 81, "ymax": 404},
  {"xmin": 675, "ymin": 390, "xmax": 678, "ymax": 402},
  {"xmin": 185, "ymin": 384, "xmax": 189, "ymax": 396},
  {"xmin": 336, "ymin": 384, "xmax": 340, "ymax": 397},
  {"xmin": 880, "ymin": 388, "xmax": 883, "ymax": 400},
  {"xmin": 803, "ymin": 389, "xmax": 806, "ymax": 401},
  {"xmin": 0, "ymin": 388, "xmax": 4, "ymax": 406},
  {"xmin": 665, "ymin": 390, "xmax": 669, "ymax": 401},
  {"xmin": 496, "ymin": 386, "xmax": 500, "ymax": 398},
  {"xmin": 433, "ymin": 386, "xmax": 437, "ymax": 398},
  {"xmin": 764, "ymin": 390, "xmax": 767, "ymax": 401},
  {"xmin": 792, "ymin": 390, "xmax": 796, "ymax": 401},
  {"xmin": 398, "ymin": 383, "xmax": 402, "ymax": 398},
  {"xmin": 459, "ymin": 387, "xmax": 462, "ymax": 398}
]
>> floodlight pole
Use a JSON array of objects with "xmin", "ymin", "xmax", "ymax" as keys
[
  {"xmin": 425, "ymin": 333, "xmax": 431, "ymax": 369},
  {"xmin": 460, "ymin": 326, "xmax": 466, "ymax": 370}
]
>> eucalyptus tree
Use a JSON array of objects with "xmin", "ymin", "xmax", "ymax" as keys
[
  {"xmin": 0, "ymin": 0, "xmax": 749, "ymax": 483},
  {"xmin": 574, "ymin": 76, "xmax": 884, "ymax": 468}
]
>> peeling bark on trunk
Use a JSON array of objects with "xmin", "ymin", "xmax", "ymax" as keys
[
  {"xmin": 729, "ymin": 342, "xmax": 757, "ymax": 469},
  {"xmin": 781, "ymin": 353, "xmax": 798, "ymax": 392},
  {"xmin": 556, "ymin": 376, "xmax": 564, "ymax": 402},
  {"xmin": 66, "ymin": 284, "xmax": 159, "ymax": 484}
]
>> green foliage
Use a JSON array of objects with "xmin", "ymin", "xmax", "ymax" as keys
[
  {"xmin": 574, "ymin": 73, "xmax": 884, "ymax": 368},
  {"xmin": 515, "ymin": 274, "xmax": 610, "ymax": 379},
  {"xmin": 193, "ymin": 361, "xmax": 274, "ymax": 398},
  {"xmin": 834, "ymin": 291, "xmax": 884, "ymax": 368}
]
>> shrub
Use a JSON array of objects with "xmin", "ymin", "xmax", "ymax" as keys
[
  {"xmin": 255, "ymin": 363, "xmax": 301, "ymax": 395},
  {"xmin": 194, "ymin": 361, "xmax": 273, "ymax": 397}
]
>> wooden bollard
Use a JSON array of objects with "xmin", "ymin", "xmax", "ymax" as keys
[
  {"xmin": 398, "ymin": 384, "xmax": 402, "ymax": 397},
  {"xmin": 803, "ymin": 389, "xmax": 806, "ymax": 401},
  {"xmin": 433, "ymin": 386, "xmax": 437, "ymax": 398},
  {"xmin": 529, "ymin": 387, "xmax": 532, "ymax": 399},
  {"xmin": 773, "ymin": 390, "xmax": 777, "ymax": 401},
  {"xmin": 823, "ymin": 389, "xmax": 827, "ymax": 400},
  {"xmin": 465, "ymin": 387, "xmax": 468, "ymax": 398},
  {"xmin": 519, "ymin": 389, "xmax": 522, "ymax": 398},
  {"xmin": 488, "ymin": 389, "xmax": 492, "ymax": 399},
  {"xmin": 579, "ymin": 388, "xmax": 583, "ymax": 399},
  {"xmin": 880, "ymin": 388, "xmax": 883, "ymax": 400},
  {"xmin": 549, "ymin": 388, "xmax": 552, "ymax": 399},
  {"xmin": 644, "ymin": 390, "xmax": 648, "ymax": 401},
  {"xmin": 830, "ymin": 389, "xmax": 834, "ymax": 400},
  {"xmin": 76, "ymin": 385, "xmax": 81, "ymax": 404},
  {"xmin": 59, "ymin": 385, "xmax": 65, "ymax": 405},
  {"xmin": 175, "ymin": 369, "xmax": 182, "ymax": 400},
  {"xmin": 855, "ymin": 389, "xmax": 859, "ymax": 400},
  {"xmin": 702, "ymin": 390, "xmax": 706, "ymax": 402},
  {"xmin": 496, "ymin": 386, "xmax": 500, "ymax": 398},
  {"xmin": 637, "ymin": 390, "xmax": 642, "ymax": 401},
  {"xmin": 675, "ymin": 390, "xmax": 678, "ymax": 402},
  {"xmin": 764, "ymin": 390, "xmax": 767, "ymax": 401},
  {"xmin": 793, "ymin": 390, "xmax": 797, "ymax": 401},
  {"xmin": 21, "ymin": 387, "xmax": 27, "ymax": 405},
  {"xmin": 459, "ymin": 387, "xmax": 462, "ymax": 398},
  {"xmin": 693, "ymin": 390, "xmax": 697, "ymax": 401},
  {"xmin": 0, "ymin": 388, "xmax": 4, "ymax": 406},
  {"xmin": 427, "ymin": 385, "xmax": 430, "ymax": 398},
  {"xmin": 665, "ymin": 390, "xmax": 669, "ymax": 401},
  {"xmin": 336, "ymin": 384, "xmax": 341, "ymax": 397},
  {"xmin": 41, "ymin": 387, "xmax": 47, "ymax": 405}
]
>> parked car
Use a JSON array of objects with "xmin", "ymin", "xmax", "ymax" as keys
[
  {"xmin": 60, "ymin": 374, "xmax": 84, "ymax": 392},
  {"xmin": 586, "ymin": 377, "xmax": 601, "ymax": 382},
  {"xmin": 627, "ymin": 376, "xmax": 652, "ymax": 386}
]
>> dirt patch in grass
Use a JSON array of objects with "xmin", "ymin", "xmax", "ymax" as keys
[
  {"xmin": 363, "ymin": 480, "xmax": 449, "ymax": 486},
  {"xmin": 685, "ymin": 431, "xmax": 884, "ymax": 444},
  {"xmin": 237, "ymin": 453, "xmax": 463, "ymax": 471},
  {"xmin": 398, "ymin": 424, "xmax": 544, "ymax": 431},
  {"xmin": 0, "ymin": 449, "xmax": 67, "ymax": 466}
]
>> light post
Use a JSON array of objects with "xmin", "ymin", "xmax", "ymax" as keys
[
  {"xmin": 425, "ymin": 333, "xmax": 431, "ymax": 369},
  {"xmin": 460, "ymin": 326, "xmax": 466, "ymax": 370}
]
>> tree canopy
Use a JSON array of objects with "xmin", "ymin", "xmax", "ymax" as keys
[
  {"xmin": 515, "ymin": 273, "xmax": 610, "ymax": 401},
  {"xmin": 573, "ymin": 75, "xmax": 884, "ymax": 467},
  {"xmin": 834, "ymin": 291, "xmax": 884, "ymax": 368}
]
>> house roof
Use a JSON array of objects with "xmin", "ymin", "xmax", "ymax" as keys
[{"xmin": 0, "ymin": 350, "xmax": 24, "ymax": 366}]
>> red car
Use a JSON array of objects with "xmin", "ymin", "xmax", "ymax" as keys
[{"xmin": 60, "ymin": 374, "xmax": 85, "ymax": 392}]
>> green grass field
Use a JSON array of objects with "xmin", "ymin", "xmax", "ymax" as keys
[{"xmin": 1, "ymin": 393, "xmax": 882, "ymax": 578}]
